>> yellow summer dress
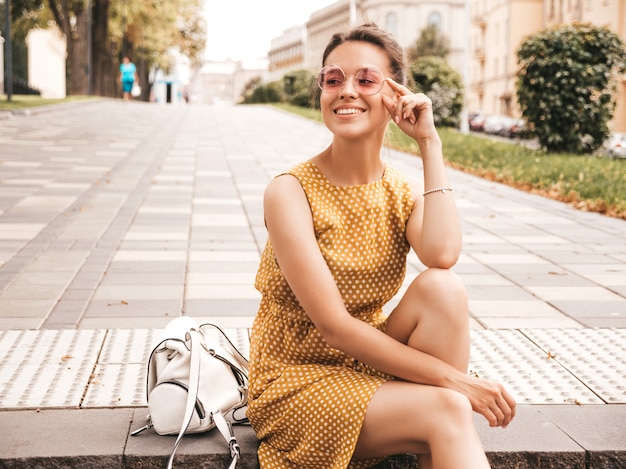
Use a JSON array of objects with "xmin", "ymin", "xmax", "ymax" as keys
[{"xmin": 248, "ymin": 161, "xmax": 414, "ymax": 468}]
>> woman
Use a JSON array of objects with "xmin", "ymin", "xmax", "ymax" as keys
[
  {"xmin": 247, "ymin": 23, "xmax": 516, "ymax": 469},
  {"xmin": 119, "ymin": 56, "xmax": 139, "ymax": 101}
]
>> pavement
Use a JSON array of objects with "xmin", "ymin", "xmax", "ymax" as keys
[{"xmin": 0, "ymin": 99, "xmax": 625, "ymax": 468}]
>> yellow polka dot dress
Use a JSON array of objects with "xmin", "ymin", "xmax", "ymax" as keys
[{"xmin": 248, "ymin": 162, "xmax": 414, "ymax": 468}]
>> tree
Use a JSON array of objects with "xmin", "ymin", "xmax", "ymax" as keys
[
  {"xmin": 11, "ymin": 0, "xmax": 206, "ymax": 97},
  {"xmin": 516, "ymin": 23, "xmax": 626, "ymax": 154},
  {"xmin": 1, "ymin": 0, "xmax": 51, "ymax": 84},
  {"xmin": 45, "ymin": 0, "xmax": 92, "ymax": 95},
  {"xmin": 108, "ymin": 0, "xmax": 206, "ymax": 97},
  {"xmin": 407, "ymin": 24, "xmax": 450, "ymax": 62},
  {"xmin": 409, "ymin": 57, "xmax": 464, "ymax": 127},
  {"xmin": 242, "ymin": 80, "xmax": 285, "ymax": 104},
  {"xmin": 283, "ymin": 69, "xmax": 315, "ymax": 107}
]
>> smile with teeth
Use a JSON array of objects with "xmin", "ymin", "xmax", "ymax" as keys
[{"xmin": 335, "ymin": 108, "xmax": 365, "ymax": 115}]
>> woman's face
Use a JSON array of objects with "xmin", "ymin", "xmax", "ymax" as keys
[{"xmin": 320, "ymin": 41, "xmax": 394, "ymax": 140}]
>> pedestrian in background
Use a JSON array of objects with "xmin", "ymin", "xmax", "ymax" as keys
[
  {"xmin": 118, "ymin": 56, "xmax": 139, "ymax": 101},
  {"xmin": 247, "ymin": 23, "xmax": 516, "ymax": 469}
]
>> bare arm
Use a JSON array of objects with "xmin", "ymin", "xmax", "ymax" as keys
[{"xmin": 382, "ymin": 79, "xmax": 462, "ymax": 268}]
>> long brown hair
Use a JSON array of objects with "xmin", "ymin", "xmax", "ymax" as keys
[{"xmin": 322, "ymin": 23, "xmax": 406, "ymax": 85}]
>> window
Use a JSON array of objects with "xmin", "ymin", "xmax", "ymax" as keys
[
  {"xmin": 386, "ymin": 12, "xmax": 398, "ymax": 36},
  {"xmin": 427, "ymin": 11, "xmax": 442, "ymax": 30}
]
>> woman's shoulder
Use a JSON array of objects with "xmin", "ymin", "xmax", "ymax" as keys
[
  {"xmin": 384, "ymin": 165, "xmax": 421, "ymax": 204},
  {"xmin": 383, "ymin": 164, "xmax": 407, "ymax": 181},
  {"xmin": 384, "ymin": 164, "xmax": 412, "ymax": 190},
  {"xmin": 282, "ymin": 161, "xmax": 317, "ymax": 179},
  {"xmin": 272, "ymin": 161, "xmax": 323, "ymax": 190},
  {"xmin": 266, "ymin": 162, "xmax": 312, "ymax": 195}
]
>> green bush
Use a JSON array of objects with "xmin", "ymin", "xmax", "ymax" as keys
[
  {"xmin": 283, "ymin": 69, "xmax": 316, "ymax": 108},
  {"xmin": 409, "ymin": 57, "xmax": 464, "ymax": 127},
  {"xmin": 243, "ymin": 80, "xmax": 285, "ymax": 104},
  {"xmin": 517, "ymin": 23, "xmax": 626, "ymax": 154}
]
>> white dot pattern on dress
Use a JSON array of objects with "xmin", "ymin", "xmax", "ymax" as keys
[{"xmin": 248, "ymin": 162, "xmax": 414, "ymax": 468}]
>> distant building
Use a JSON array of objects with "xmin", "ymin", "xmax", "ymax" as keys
[
  {"xmin": 470, "ymin": 0, "xmax": 626, "ymax": 131},
  {"xmin": 545, "ymin": 0, "xmax": 625, "ymax": 131},
  {"xmin": 468, "ymin": 0, "xmax": 544, "ymax": 118},
  {"xmin": 195, "ymin": 59, "xmax": 267, "ymax": 104},
  {"xmin": 268, "ymin": 26, "xmax": 307, "ymax": 82},
  {"xmin": 270, "ymin": 0, "xmax": 466, "ymax": 78},
  {"xmin": 266, "ymin": 0, "xmax": 625, "ymax": 131},
  {"xmin": 26, "ymin": 28, "xmax": 67, "ymax": 99}
]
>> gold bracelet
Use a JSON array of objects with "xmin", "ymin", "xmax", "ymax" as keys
[{"xmin": 423, "ymin": 187, "xmax": 453, "ymax": 196}]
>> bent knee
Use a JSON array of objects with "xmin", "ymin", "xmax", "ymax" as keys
[
  {"xmin": 414, "ymin": 268, "xmax": 465, "ymax": 292},
  {"xmin": 409, "ymin": 268, "xmax": 468, "ymax": 311},
  {"xmin": 397, "ymin": 386, "xmax": 475, "ymax": 449},
  {"xmin": 425, "ymin": 388, "xmax": 474, "ymax": 435}
]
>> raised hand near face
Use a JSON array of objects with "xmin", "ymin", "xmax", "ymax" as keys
[{"xmin": 382, "ymin": 78, "xmax": 438, "ymax": 142}]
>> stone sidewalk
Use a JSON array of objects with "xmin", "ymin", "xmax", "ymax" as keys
[{"xmin": 0, "ymin": 100, "xmax": 625, "ymax": 468}]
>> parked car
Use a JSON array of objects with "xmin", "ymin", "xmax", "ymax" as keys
[
  {"xmin": 506, "ymin": 119, "xmax": 530, "ymax": 139},
  {"xmin": 605, "ymin": 133, "xmax": 626, "ymax": 159},
  {"xmin": 482, "ymin": 115, "xmax": 530, "ymax": 139},
  {"xmin": 483, "ymin": 115, "xmax": 513, "ymax": 135},
  {"xmin": 468, "ymin": 112, "xmax": 485, "ymax": 132}
]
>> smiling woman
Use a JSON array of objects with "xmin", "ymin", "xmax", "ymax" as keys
[{"xmin": 246, "ymin": 23, "xmax": 516, "ymax": 469}]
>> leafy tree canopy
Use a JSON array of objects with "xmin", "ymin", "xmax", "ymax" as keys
[
  {"xmin": 5, "ymin": 0, "xmax": 206, "ymax": 95},
  {"xmin": 410, "ymin": 56, "xmax": 464, "ymax": 127},
  {"xmin": 109, "ymin": 0, "xmax": 206, "ymax": 70},
  {"xmin": 407, "ymin": 24, "xmax": 450, "ymax": 62},
  {"xmin": 516, "ymin": 23, "xmax": 626, "ymax": 153}
]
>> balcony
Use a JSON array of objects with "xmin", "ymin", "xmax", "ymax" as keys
[
  {"xmin": 472, "ymin": 14, "xmax": 487, "ymax": 28},
  {"xmin": 474, "ymin": 47, "xmax": 486, "ymax": 63}
]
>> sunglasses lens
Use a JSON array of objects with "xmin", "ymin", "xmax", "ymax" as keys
[
  {"xmin": 355, "ymin": 68, "xmax": 384, "ymax": 94},
  {"xmin": 317, "ymin": 66, "xmax": 384, "ymax": 95},
  {"xmin": 318, "ymin": 66, "xmax": 345, "ymax": 92}
]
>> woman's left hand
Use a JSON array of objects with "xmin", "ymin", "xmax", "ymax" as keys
[{"xmin": 382, "ymin": 78, "xmax": 438, "ymax": 142}]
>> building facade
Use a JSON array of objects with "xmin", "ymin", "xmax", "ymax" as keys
[
  {"xmin": 268, "ymin": 0, "xmax": 626, "ymax": 131},
  {"xmin": 469, "ymin": 0, "xmax": 544, "ymax": 117},
  {"xmin": 269, "ymin": 0, "xmax": 469, "ymax": 88},
  {"xmin": 544, "ymin": 0, "xmax": 626, "ymax": 130},
  {"xmin": 470, "ymin": 0, "xmax": 625, "ymax": 131},
  {"xmin": 194, "ymin": 60, "xmax": 268, "ymax": 104},
  {"xmin": 268, "ymin": 26, "xmax": 307, "ymax": 82}
]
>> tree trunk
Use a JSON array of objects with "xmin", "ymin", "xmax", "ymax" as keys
[
  {"xmin": 47, "ymin": 0, "xmax": 88, "ymax": 95},
  {"xmin": 91, "ymin": 0, "xmax": 114, "ymax": 96},
  {"xmin": 70, "ymin": 7, "xmax": 88, "ymax": 95}
]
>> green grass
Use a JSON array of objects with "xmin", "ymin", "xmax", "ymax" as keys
[
  {"xmin": 0, "ymin": 94, "xmax": 96, "ymax": 111},
  {"xmin": 272, "ymin": 103, "xmax": 626, "ymax": 220}
]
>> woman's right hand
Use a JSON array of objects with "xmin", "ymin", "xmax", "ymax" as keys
[{"xmin": 458, "ymin": 375, "xmax": 517, "ymax": 428}]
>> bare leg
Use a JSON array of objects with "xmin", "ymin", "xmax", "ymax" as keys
[
  {"xmin": 385, "ymin": 268, "xmax": 470, "ymax": 372},
  {"xmin": 354, "ymin": 268, "xmax": 488, "ymax": 468},
  {"xmin": 354, "ymin": 381, "xmax": 489, "ymax": 468}
]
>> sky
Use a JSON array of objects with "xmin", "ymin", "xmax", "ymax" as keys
[{"xmin": 203, "ymin": 0, "xmax": 338, "ymax": 62}]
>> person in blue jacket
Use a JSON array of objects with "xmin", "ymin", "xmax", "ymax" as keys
[{"xmin": 119, "ymin": 56, "xmax": 139, "ymax": 101}]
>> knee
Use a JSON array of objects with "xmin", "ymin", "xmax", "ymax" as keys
[
  {"xmin": 409, "ymin": 268, "xmax": 468, "ymax": 315},
  {"xmin": 438, "ymin": 388, "xmax": 473, "ymax": 419},
  {"xmin": 426, "ymin": 388, "xmax": 475, "ymax": 440}
]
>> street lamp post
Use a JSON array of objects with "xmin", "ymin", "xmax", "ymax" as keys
[
  {"xmin": 87, "ymin": 0, "xmax": 92, "ymax": 95},
  {"xmin": 460, "ymin": 0, "xmax": 470, "ymax": 134},
  {"xmin": 122, "ymin": 0, "xmax": 127, "ymax": 58},
  {"xmin": 3, "ymin": 0, "xmax": 13, "ymax": 101},
  {"xmin": 349, "ymin": 0, "xmax": 357, "ymax": 27}
]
